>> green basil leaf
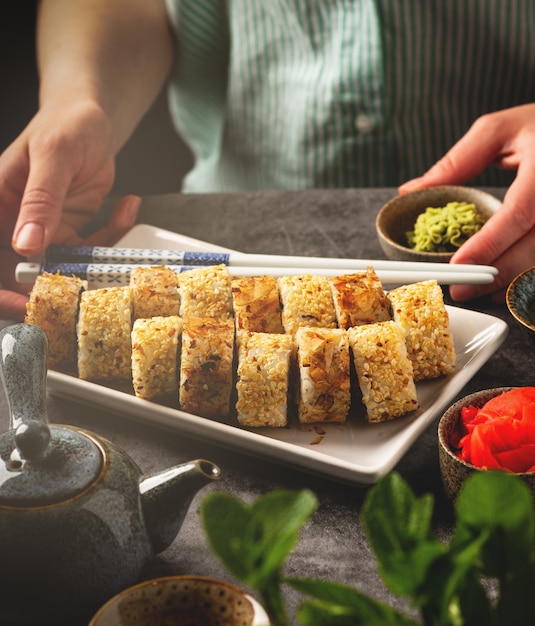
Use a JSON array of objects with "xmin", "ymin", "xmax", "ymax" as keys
[
  {"xmin": 362, "ymin": 473, "xmax": 442, "ymax": 596},
  {"xmin": 453, "ymin": 471, "xmax": 534, "ymax": 577},
  {"xmin": 201, "ymin": 489, "xmax": 317, "ymax": 589},
  {"xmin": 288, "ymin": 577, "xmax": 419, "ymax": 625},
  {"xmin": 414, "ymin": 547, "xmax": 492, "ymax": 626},
  {"xmin": 201, "ymin": 492, "xmax": 253, "ymax": 581},
  {"xmin": 296, "ymin": 600, "xmax": 417, "ymax": 626}
]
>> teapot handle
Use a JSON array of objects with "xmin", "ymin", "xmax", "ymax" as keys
[{"xmin": 0, "ymin": 323, "xmax": 51, "ymax": 459}]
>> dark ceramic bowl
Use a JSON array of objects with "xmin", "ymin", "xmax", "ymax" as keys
[
  {"xmin": 376, "ymin": 186, "xmax": 501, "ymax": 263},
  {"xmin": 438, "ymin": 387, "xmax": 535, "ymax": 502},
  {"xmin": 506, "ymin": 266, "xmax": 535, "ymax": 345}
]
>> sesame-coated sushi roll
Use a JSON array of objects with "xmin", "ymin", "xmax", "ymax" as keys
[
  {"xmin": 295, "ymin": 327, "xmax": 351, "ymax": 424},
  {"xmin": 130, "ymin": 265, "xmax": 180, "ymax": 320},
  {"xmin": 236, "ymin": 332, "xmax": 294, "ymax": 427},
  {"xmin": 179, "ymin": 316, "xmax": 235, "ymax": 418},
  {"xmin": 178, "ymin": 264, "xmax": 233, "ymax": 322},
  {"xmin": 231, "ymin": 275, "xmax": 284, "ymax": 335},
  {"xmin": 277, "ymin": 274, "xmax": 337, "ymax": 335},
  {"xmin": 348, "ymin": 320, "xmax": 419, "ymax": 423},
  {"xmin": 24, "ymin": 272, "xmax": 87, "ymax": 370},
  {"xmin": 77, "ymin": 286, "xmax": 133, "ymax": 382},
  {"xmin": 328, "ymin": 267, "xmax": 390, "ymax": 329},
  {"xmin": 131, "ymin": 315, "xmax": 182, "ymax": 400},
  {"xmin": 387, "ymin": 280, "xmax": 456, "ymax": 381}
]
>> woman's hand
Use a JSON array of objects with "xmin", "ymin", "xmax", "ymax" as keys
[
  {"xmin": 2, "ymin": 99, "xmax": 117, "ymax": 250},
  {"xmin": 0, "ymin": 189, "xmax": 140, "ymax": 321},
  {"xmin": 399, "ymin": 103, "xmax": 535, "ymax": 302},
  {"xmin": 0, "ymin": 100, "xmax": 140, "ymax": 320},
  {"xmin": 0, "ymin": 102, "xmax": 139, "ymax": 319}
]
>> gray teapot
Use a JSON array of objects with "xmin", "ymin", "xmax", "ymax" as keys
[{"xmin": 0, "ymin": 323, "xmax": 221, "ymax": 625}]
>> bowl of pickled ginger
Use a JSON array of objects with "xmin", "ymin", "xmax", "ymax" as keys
[{"xmin": 438, "ymin": 387, "xmax": 535, "ymax": 503}]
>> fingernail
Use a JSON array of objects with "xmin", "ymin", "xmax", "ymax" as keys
[
  {"xmin": 450, "ymin": 255, "xmax": 478, "ymax": 268},
  {"xmin": 128, "ymin": 195, "xmax": 142, "ymax": 218},
  {"xmin": 14, "ymin": 222, "xmax": 45, "ymax": 252},
  {"xmin": 398, "ymin": 178, "xmax": 424, "ymax": 194}
]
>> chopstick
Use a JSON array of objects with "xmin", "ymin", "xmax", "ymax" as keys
[
  {"xmin": 39, "ymin": 244, "xmax": 498, "ymax": 276},
  {"xmin": 16, "ymin": 262, "xmax": 496, "ymax": 288}
]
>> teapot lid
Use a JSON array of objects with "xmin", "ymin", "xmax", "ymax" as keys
[
  {"xmin": 0, "ymin": 324, "xmax": 103, "ymax": 507},
  {"xmin": 0, "ymin": 426, "xmax": 103, "ymax": 507}
]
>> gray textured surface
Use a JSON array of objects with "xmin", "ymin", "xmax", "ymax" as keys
[{"xmin": 2, "ymin": 187, "xmax": 526, "ymax": 625}]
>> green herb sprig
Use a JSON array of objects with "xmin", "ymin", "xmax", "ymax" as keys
[{"xmin": 201, "ymin": 471, "xmax": 535, "ymax": 626}]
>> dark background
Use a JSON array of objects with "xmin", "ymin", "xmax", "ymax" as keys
[{"xmin": 0, "ymin": 2, "xmax": 193, "ymax": 196}]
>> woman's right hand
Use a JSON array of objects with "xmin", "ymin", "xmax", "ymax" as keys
[{"xmin": 0, "ymin": 99, "xmax": 139, "ymax": 320}]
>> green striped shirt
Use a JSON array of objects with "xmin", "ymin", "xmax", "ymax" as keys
[{"xmin": 165, "ymin": 0, "xmax": 535, "ymax": 192}]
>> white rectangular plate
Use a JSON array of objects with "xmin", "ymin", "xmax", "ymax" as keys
[{"xmin": 46, "ymin": 224, "xmax": 509, "ymax": 484}]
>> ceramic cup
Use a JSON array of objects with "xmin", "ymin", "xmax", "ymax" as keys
[{"xmin": 88, "ymin": 575, "xmax": 270, "ymax": 626}]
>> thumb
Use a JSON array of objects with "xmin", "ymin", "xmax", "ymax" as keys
[{"xmin": 12, "ymin": 173, "xmax": 69, "ymax": 257}]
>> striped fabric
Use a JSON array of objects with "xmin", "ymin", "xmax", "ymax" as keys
[{"xmin": 165, "ymin": 0, "xmax": 535, "ymax": 192}]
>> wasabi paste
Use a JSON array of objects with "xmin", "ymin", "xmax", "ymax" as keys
[{"xmin": 406, "ymin": 201, "xmax": 485, "ymax": 253}]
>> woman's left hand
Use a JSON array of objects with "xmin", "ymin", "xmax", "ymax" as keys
[{"xmin": 399, "ymin": 103, "xmax": 535, "ymax": 303}]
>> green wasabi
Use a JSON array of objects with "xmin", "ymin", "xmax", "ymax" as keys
[{"xmin": 406, "ymin": 201, "xmax": 485, "ymax": 253}]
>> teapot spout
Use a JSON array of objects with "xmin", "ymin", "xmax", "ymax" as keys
[{"xmin": 140, "ymin": 459, "xmax": 220, "ymax": 554}]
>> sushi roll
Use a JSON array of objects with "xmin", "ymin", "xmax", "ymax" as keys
[
  {"xmin": 178, "ymin": 264, "xmax": 233, "ymax": 322},
  {"xmin": 24, "ymin": 272, "xmax": 87, "ymax": 370},
  {"xmin": 130, "ymin": 265, "xmax": 180, "ymax": 320},
  {"xmin": 328, "ymin": 267, "xmax": 390, "ymax": 329},
  {"xmin": 131, "ymin": 315, "xmax": 182, "ymax": 400},
  {"xmin": 387, "ymin": 280, "xmax": 456, "ymax": 381},
  {"xmin": 77, "ymin": 286, "xmax": 133, "ymax": 382},
  {"xmin": 236, "ymin": 331, "xmax": 294, "ymax": 427},
  {"xmin": 295, "ymin": 327, "xmax": 351, "ymax": 424},
  {"xmin": 348, "ymin": 320, "xmax": 419, "ymax": 423},
  {"xmin": 231, "ymin": 275, "xmax": 284, "ymax": 335},
  {"xmin": 277, "ymin": 274, "xmax": 337, "ymax": 335},
  {"xmin": 179, "ymin": 316, "xmax": 235, "ymax": 418}
]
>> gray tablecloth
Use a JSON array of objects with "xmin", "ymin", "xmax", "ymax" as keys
[{"xmin": 2, "ymin": 188, "xmax": 529, "ymax": 625}]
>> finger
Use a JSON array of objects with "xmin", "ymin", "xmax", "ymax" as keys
[
  {"xmin": 0, "ymin": 248, "xmax": 30, "ymax": 320},
  {"xmin": 11, "ymin": 147, "xmax": 73, "ymax": 256},
  {"xmin": 0, "ymin": 290, "xmax": 28, "ymax": 322},
  {"xmin": 452, "ymin": 164, "xmax": 535, "ymax": 268},
  {"xmin": 79, "ymin": 195, "xmax": 141, "ymax": 246},
  {"xmin": 450, "ymin": 219, "xmax": 535, "ymax": 302},
  {"xmin": 449, "ymin": 271, "xmax": 505, "ymax": 304},
  {"xmin": 0, "ymin": 141, "xmax": 31, "ymax": 243},
  {"xmin": 398, "ymin": 116, "xmax": 506, "ymax": 194}
]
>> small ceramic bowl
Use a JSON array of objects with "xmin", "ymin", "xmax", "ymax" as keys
[
  {"xmin": 88, "ymin": 575, "xmax": 271, "ymax": 626},
  {"xmin": 438, "ymin": 387, "xmax": 535, "ymax": 502},
  {"xmin": 376, "ymin": 185, "xmax": 501, "ymax": 263},
  {"xmin": 506, "ymin": 266, "xmax": 535, "ymax": 345}
]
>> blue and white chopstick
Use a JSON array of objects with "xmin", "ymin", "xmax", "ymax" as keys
[
  {"xmin": 40, "ymin": 244, "xmax": 498, "ymax": 276},
  {"xmin": 42, "ymin": 245, "xmax": 231, "ymax": 266},
  {"xmin": 16, "ymin": 262, "xmax": 496, "ymax": 289}
]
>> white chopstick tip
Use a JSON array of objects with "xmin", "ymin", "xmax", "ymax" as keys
[
  {"xmin": 16, "ymin": 262, "xmax": 42, "ymax": 284},
  {"xmin": 450, "ymin": 262, "xmax": 498, "ymax": 276}
]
